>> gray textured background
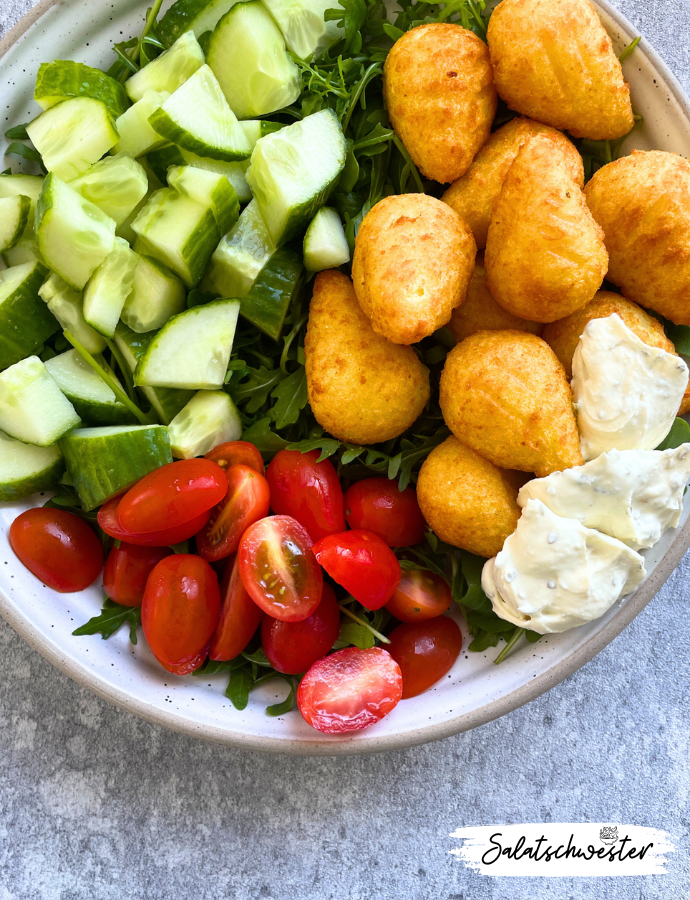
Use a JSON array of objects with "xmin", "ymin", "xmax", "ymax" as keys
[{"xmin": 1, "ymin": 1, "xmax": 690, "ymax": 897}]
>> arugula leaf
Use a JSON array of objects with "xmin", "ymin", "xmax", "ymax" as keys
[
  {"xmin": 241, "ymin": 418, "xmax": 289, "ymax": 458},
  {"xmin": 326, "ymin": 0, "xmax": 367, "ymax": 53},
  {"xmin": 468, "ymin": 630, "xmax": 500, "ymax": 652},
  {"xmin": 226, "ymin": 667, "xmax": 254, "ymax": 710},
  {"xmin": 665, "ymin": 323, "xmax": 690, "ymax": 356},
  {"xmin": 73, "ymin": 599, "xmax": 140, "ymax": 644},
  {"xmin": 656, "ymin": 417, "xmax": 690, "ymax": 451},
  {"xmin": 5, "ymin": 123, "xmax": 29, "ymax": 140},
  {"xmin": 286, "ymin": 435, "xmax": 342, "ymax": 461},
  {"xmin": 271, "ymin": 367, "xmax": 308, "ymax": 429},
  {"xmin": 261, "ymin": 674, "xmax": 297, "ymax": 716},
  {"xmin": 233, "ymin": 365, "xmax": 284, "ymax": 413},
  {"xmin": 334, "ymin": 620, "xmax": 376, "ymax": 649}
]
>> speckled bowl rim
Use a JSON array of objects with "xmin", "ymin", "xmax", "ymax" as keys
[{"xmin": 1, "ymin": 0, "xmax": 690, "ymax": 756}]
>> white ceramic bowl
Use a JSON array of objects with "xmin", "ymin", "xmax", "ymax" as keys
[{"xmin": 1, "ymin": 0, "xmax": 690, "ymax": 755}]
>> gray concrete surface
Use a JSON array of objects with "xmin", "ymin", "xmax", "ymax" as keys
[{"xmin": 1, "ymin": 1, "xmax": 690, "ymax": 897}]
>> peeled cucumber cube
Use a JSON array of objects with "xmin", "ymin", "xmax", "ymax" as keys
[
  {"xmin": 83, "ymin": 238, "xmax": 138, "ymax": 337},
  {"xmin": 0, "ymin": 431, "xmax": 65, "ymax": 502},
  {"xmin": 2, "ymin": 236, "xmax": 41, "ymax": 268},
  {"xmin": 69, "ymin": 154, "xmax": 149, "ymax": 227},
  {"xmin": 0, "ymin": 196, "xmax": 31, "ymax": 254},
  {"xmin": 0, "ymin": 356, "xmax": 81, "ymax": 446},
  {"xmin": 39, "ymin": 274, "xmax": 106, "ymax": 355},
  {"xmin": 207, "ymin": 2, "xmax": 301, "ymax": 119},
  {"xmin": 239, "ymin": 119, "xmax": 283, "ymax": 149},
  {"xmin": 168, "ymin": 389, "xmax": 241, "ymax": 457},
  {"xmin": 45, "ymin": 350, "xmax": 136, "ymax": 426},
  {"xmin": 167, "ymin": 165, "xmax": 239, "ymax": 234},
  {"xmin": 159, "ymin": 0, "xmax": 239, "ymax": 47},
  {"xmin": 0, "ymin": 173, "xmax": 44, "ymax": 225},
  {"xmin": 135, "ymin": 299, "xmax": 241, "ymax": 390},
  {"xmin": 26, "ymin": 97, "xmax": 119, "ymax": 182},
  {"xmin": 303, "ymin": 206, "xmax": 350, "ymax": 271},
  {"xmin": 247, "ymin": 109, "xmax": 347, "ymax": 245},
  {"xmin": 36, "ymin": 174, "xmax": 116, "ymax": 291},
  {"xmin": 121, "ymin": 254, "xmax": 187, "ymax": 333},
  {"xmin": 0, "ymin": 261, "xmax": 57, "ymax": 372},
  {"xmin": 59, "ymin": 424, "xmax": 172, "ymax": 510},
  {"xmin": 201, "ymin": 198, "xmax": 275, "ymax": 297},
  {"xmin": 35, "ymin": 60, "xmax": 130, "ymax": 118},
  {"xmin": 112, "ymin": 90, "xmax": 171, "ymax": 158},
  {"xmin": 240, "ymin": 246, "xmax": 303, "ymax": 340},
  {"xmin": 125, "ymin": 32, "xmax": 205, "ymax": 103},
  {"xmin": 261, "ymin": 0, "xmax": 344, "ymax": 59},
  {"xmin": 149, "ymin": 65, "xmax": 251, "ymax": 162}
]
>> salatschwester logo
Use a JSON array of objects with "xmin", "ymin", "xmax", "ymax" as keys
[{"xmin": 600, "ymin": 825, "xmax": 619, "ymax": 846}]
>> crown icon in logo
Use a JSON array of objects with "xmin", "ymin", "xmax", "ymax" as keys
[{"xmin": 600, "ymin": 826, "xmax": 619, "ymax": 845}]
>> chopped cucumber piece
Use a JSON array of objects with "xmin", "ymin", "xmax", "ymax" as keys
[
  {"xmin": 240, "ymin": 246, "xmax": 303, "ymax": 339},
  {"xmin": 144, "ymin": 144, "xmax": 187, "ymax": 182},
  {"xmin": 36, "ymin": 174, "xmax": 116, "ymax": 290},
  {"xmin": 83, "ymin": 238, "xmax": 137, "ymax": 337},
  {"xmin": 149, "ymin": 65, "xmax": 251, "ymax": 162},
  {"xmin": 45, "ymin": 350, "xmax": 136, "ymax": 426},
  {"xmin": 114, "ymin": 322, "xmax": 194, "ymax": 424},
  {"xmin": 121, "ymin": 254, "xmax": 187, "ymax": 333},
  {"xmin": 69, "ymin": 154, "xmax": 149, "ymax": 227},
  {"xmin": 168, "ymin": 389, "xmax": 241, "ymax": 457},
  {"xmin": 0, "ymin": 356, "xmax": 81, "ymax": 446},
  {"xmin": 26, "ymin": 97, "xmax": 119, "ymax": 182},
  {"xmin": 159, "ymin": 0, "xmax": 239, "ymax": 47},
  {"xmin": 239, "ymin": 119, "xmax": 283, "ymax": 149},
  {"xmin": 201, "ymin": 198, "xmax": 275, "ymax": 296},
  {"xmin": 167, "ymin": 165, "xmax": 239, "ymax": 234},
  {"xmin": 116, "ymin": 159, "xmax": 162, "ymax": 245},
  {"xmin": 125, "ymin": 32, "xmax": 205, "ymax": 103},
  {"xmin": 39, "ymin": 274, "xmax": 106, "ymax": 355},
  {"xmin": 247, "ymin": 109, "xmax": 346, "ymax": 244},
  {"xmin": 303, "ymin": 206, "xmax": 349, "ymax": 271},
  {"xmin": 207, "ymin": 1, "xmax": 300, "ymax": 119},
  {"xmin": 135, "ymin": 299, "xmax": 240, "ymax": 389},
  {"xmin": 146, "ymin": 144, "xmax": 252, "ymax": 202},
  {"xmin": 0, "ymin": 173, "xmax": 44, "ymax": 225},
  {"xmin": 35, "ymin": 60, "xmax": 130, "ymax": 117},
  {"xmin": 262, "ymin": 0, "xmax": 344, "ymax": 59},
  {"xmin": 59, "ymin": 424, "xmax": 172, "ymax": 510},
  {"xmin": 0, "ymin": 431, "xmax": 65, "ymax": 502},
  {"xmin": 0, "ymin": 195, "xmax": 31, "ymax": 254},
  {"xmin": 2, "ymin": 236, "xmax": 41, "ymax": 267},
  {"xmin": 131, "ymin": 187, "xmax": 219, "ymax": 287},
  {"xmin": 112, "ymin": 90, "xmax": 171, "ymax": 158},
  {"xmin": 0, "ymin": 261, "xmax": 57, "ymax": 371}
]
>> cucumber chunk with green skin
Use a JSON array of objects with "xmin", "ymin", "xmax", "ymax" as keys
[
  {"xmin": 114, "ymin": 322, "xmax": 194, "ymax": 424},
  {"xmin": 45, "ymin": 350, "xmax": 136, "ymax": 426},
  {"xmin": 125, "ymin": 32, "xmax": 205, "ymax": 103},
  {"xmin": 0, "ymin": 173, "xmax": 44, "ymax": 224},
  {"xmin": 59, "ymin": 424, "xmax": 172, "ymax": 510},
  {"xmin": 0, "ymin": 356, "xmax": 81, "ymax": 446},
  {"xmin": 0, "ymin": 195, "xmax": 31, "ymax": 254},
  {"xmin": 239, "ymin": 119, "xmax": 283, "ymax": 150},
  {"xmin": 135, "ymin": 299, "xmax": 241, "ymax": 390},
  {"xmin": 261, "ymin": 0, "xmax": 344, "ymax": 60},
  {"xmin": 83, "ymin": 238, "xmax": 138, "ymax": 337},
  {"xmin": 36, "ymin": 174, "xmax": 116, "ymax": 290},
  {"xmin": 167, "ymin": 165, "xmax": 239, "ymax": 234},
  {"xmin": 247, "ymin": 109, "xmax": 347, "ymax": 245},
  {"xmin": 112, "ymin": 90, "xmax": 171, "ymax": 158},
  {"xmin": 149, "ymin": 65, "xmax": 251, "ymax": 162},
  {"xmin": 168, "ymin": 389, "xmax": 242, "ymax": 458},
  {"xmin": 34, "ymin": 60, "xmax": 130, "ymax": 117},
  {"xmin": 39, "ymin": 274, "xmax": 106, "ymax": 355},
  {"xmin": 2, "ymin": 236, "xmax": 41, "ymax": 268},
  {"xmin": 240, "ymin": 246, "xmax": 303, "ymax": 340},
  {"xmin": 121, "ymin": 254, "xmax": 187, "ymax": 333},
  {"xmin": 159, "ymin": 0, "xmax": 239, "ymax": 47},
  {"xmin": 207, "ymin": 2, "xmax": 300, "ymax": 119},
  {"xmin": 145, "ymin": 144, "xmax": 252, "ymax": 202},
  {"xmin": 0, "ymin": 430, "xmax": 65, "ymax": 502},
  {"xmin": 26, "ymin": 97, "xmax": 119, "ymax": 182},
  {"xmin": 69, "ymin": 154, "xmax": 149, "ymax": 227},
  {"xmin": 201, "ymin": 198, "xmax": 275, "ymax": 297},
  {"xmin": 0, "ymin": 261, "xmax": 57, "ymax": 372},
  {"xmin": 303, "ymin": 206, "xmax": 350, "ymax": 271}
]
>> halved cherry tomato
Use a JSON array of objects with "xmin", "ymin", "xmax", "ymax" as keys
[
  {"xmin": 205, "ymin": 440, "xmax": 264, "ymax": 474},
  {"xmin": 387, "ymin": 617, "xmax": 462, "ymax": 698},
  {"xmin": 385, "ymin": 569, "xmax": 452, "ymax": 623},
  {"xmin": 261, "ymin": 584, "xmax": 340, "ymax": 674},
  {"xmin": 238, "ymin": 515, "xmax": 323, "ymax": 622},
  {"xmin": 312, "ymin": 529, "xmax": 400, "ymax": 611},
  {"xmin": 196, "ymin": 464, "xmax": 271, "ymax": 562},
  {"xmin": 103, "ymin": 543, "xmax": 172, "ymax": 608},
  {"xmin": 297, "ymin": 647, "xmax": 403, "ymax": 733},
  {"xmin": 117, "ymin": 459, "xmax": 227, "ymax": 535},
  {"xmin": 98, "ymin": 495, "xmax": 211, "ymax": 547},
  {"xmin": 142, "ymin": 554, "xmax": 221, "ymax": 675},
  {"xmin": 9, "ymin": 508, "xmax": 103, "ymax": 593},
  {"xmin": 209, "ymin": 554, "xmax": 262, "ymax": 661},
  {"xmin": 344, "ymin": 478, "xmax": 426, "ymax": 547},
  {"xmin": 266, "ymin": 449, "xmax": 345, "ymax": 542}
]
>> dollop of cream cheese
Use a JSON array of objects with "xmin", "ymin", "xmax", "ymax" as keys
[
  {"xmin": 517, "ymin": 445, "xmax": 690, "ymax": 550},
  {"xmin": 481, "ymin": 499, "xmax": 646, "ymax": 634},
  {"xmin": 571, "ymin": 314, "xmax": 689, "ymax": 460}
]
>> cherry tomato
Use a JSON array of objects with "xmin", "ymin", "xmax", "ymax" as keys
[
  {"xmin": 205, "ymin": 440, "xmax": 265, "ymax": 474},
  {"xmin": 196, "ymin": 464, "xmax": 271, "ymax": 562},
  {"xmin": 209, "ymin": 555, "xmax": 262, "ymax": 661},
  {"xmin": 344, "ymin": 478, "xmax": 427, "ymax": 547},
  {"xmin": 103, "ymin": 543, "xmax": 172, "ymax": 608},
  {"xmin": 387, "ymin": 617, "xmax": 463, "ymax": 698},
  {"xmin": 297, "ymin": 647, "xmax": 403, "ymax": 733},
  {"xmin": 142, "ymin": 554, "xmax": 221, "ymax": 676},
  {"xmin": 312, "ymin": 529, "xmax": 400, "ymax": 611},
  {"xmin": 238, "ymin": 515, "xmax": 323, "ymax": 622},
  {"xmin": 98, "ymin": 495, "xmax": 211, "ymax": 547},
  {"xmin": 266, "ymin": 449, "xmax": 346, "ymax": 542},
  {"xmin": 9, "ymin": 508, "xmax": 103, "ymax": 593},
  {"xmin": 385, "ymin": 569, "xmax": 452, "ymax": 623},
  {"xmin": 117, "ymin": 459, "xmax": 227, "ymax": 535},
  {"xmin": 261, "ymin": 584, "xmax": 340, "ymax": 674}
]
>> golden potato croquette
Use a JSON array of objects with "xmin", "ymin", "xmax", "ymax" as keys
[
  {"xmin": 352, "ymin": 194, "xmax": 476, "ymax": 346},
  {"xmin": 447, "ymin": 254, "xmax": 543, "ymax": 344},
  {"xmin": 417, "ymin": 437, "xmax": 520, "ymax": 558},
  {"xmin": 485, "ymin": 133, "xmax": 608, "ymax": 323},
  {"xmin": 584, "ymin": 151, "xmax": 690, "ymax": 326},
  {"xmin": 383, "ymin": 23, "xmax": 497, "ymax": 184},
  {"xmin": 442, "ymin": 117, "xmax": 584, "ymax": 249},
  {"xmin": 487, "ymin": 0, "xmax": 634, "ymax": 140},
  {"xmin": 439, "ymin": 330, "xmax": 583, "ymax": 477},
  {"xmin": 305, "ymin": 271, "xmax": 430, "ymax": 445}
]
